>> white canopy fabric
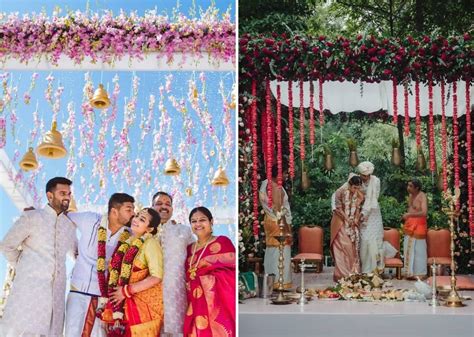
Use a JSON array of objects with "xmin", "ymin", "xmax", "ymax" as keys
[
  {"xmin": 270, "ymin": 80, "xmax": 473, "ymax": 117},
  {"xmin": 1, "ymin": 52, "xmax": 234, "ymax": 72}
]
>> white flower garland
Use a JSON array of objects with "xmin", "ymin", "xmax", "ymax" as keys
[{"xmin": 343, "ymin": 189, "xmax": 361, "ymax": 249}]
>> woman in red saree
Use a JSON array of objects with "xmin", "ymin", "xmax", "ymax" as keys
[
  {"xmin": 184, "ymin": 206, "xmax": 235, "ymax": 337},
  {"xmin": 105, "ymin": 207, "xmax": 164, "ymax": 337},
  {"xmin": 330, "ymin": 175, "xmax": 364, "ymax": 282}
]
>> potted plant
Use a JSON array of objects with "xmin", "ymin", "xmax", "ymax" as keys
[{"xmin": 347, "ymin": 138, "xmax": 359, "ymax": 167}]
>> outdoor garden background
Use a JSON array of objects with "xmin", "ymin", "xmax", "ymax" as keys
[{"xmin": 238, "ymin": 0, "xmax": 473, "ymax": 274}]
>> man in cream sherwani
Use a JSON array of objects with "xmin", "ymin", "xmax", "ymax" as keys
[
  {"xmin": 152, "ymin": 191, "xmax": 194, "ymax": 337},
  {"xmin": 0, "ymin": 177, "xmax": 77, "ymax": 337}
]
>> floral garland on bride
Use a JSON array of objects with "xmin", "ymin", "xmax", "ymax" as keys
[{"xmin": 343, "ymin": 189, "xmax": 361, "ymax": 250}]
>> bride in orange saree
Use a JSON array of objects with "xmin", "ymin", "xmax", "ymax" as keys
[
  {"xmin": 330, "ymin": 175, "xmax": 364, "ymax": 282},
  {"xmin": 184, "ymin": 206, "xmax": 235, "ymax": 337}
]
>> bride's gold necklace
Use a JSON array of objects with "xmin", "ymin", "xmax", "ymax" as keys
[{"xmin": 188, "ymin": 236, "xmax": 213, "ymax": 280}]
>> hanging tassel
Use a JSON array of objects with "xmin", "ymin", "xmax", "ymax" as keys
[
  {"xmin": 392, "ymin": 78, "xmax": 398, "ymax": 124},
  {"xmin": 415, "ymin": 80, "xmax": 421, "ymax": 148},
  {"xmin": 404, "ymin": 85, "xmax": 410, "ymax": 136},
  {"xmin": 452, "ymin": 82, "xmax": 460, "ymax": 194},
  {"xmin": 465, "ymin": 80, "xmax": 473, "ymax": 233},
  {"xmin": 276, "ymin": 81, "xmax": 283, "ymax": 188},
  {"xmin": 428, "ymin": 78, "xmax": 436, "ymax": 172},
  {"xmin": 441, "ymin": 80, "xmax": 448, "ymax": 191},
  {"xmin": 299, "ymin": 80, "xmax": 305, "ymax": 161},
  {"xmin": 288, "ymin": 80, "xmax": 295, "ymax": 179},
  {"xmin": 251, "ymin": 80, "xmax": 259, "ymax": 237},
  {"xmin": 265, "ymin": 78, "xmax": 273, "ymax": 208},
  {"xmin": 319, "ymin": 77, "xmax": 324, "ymax": 126},
  {"xmin": 309, "ymin": 81, "xmax": 315, "ymax": 146}
]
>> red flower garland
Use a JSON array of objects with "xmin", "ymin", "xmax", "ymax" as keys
[
  {"xmin": 428, "ymin": 78, "xmax": 436, "ymax": 172},
  {"xmin": 415, "ymin": 81, "xmax": 421, "ymax": 148},
  {"xmin": 319, "ymin": 77, "xmax": 324, "ymax": 126},
  {"xmin": 452, "ymin": 82, "xmax": 460, "ymax": 193},
  {"xmin": 309, "ymin": 81, "xmax": 315, "ymax": 146},
  {"xmin": 276, "ymin": 81, "xmax": 283, "ymax": 188},
  {"xmin": 299, "ymin": 80, "xmax": 305, "ymax": 161},
  {"xmin": 392, "ymin": 78, "xmax": 398, "ymax": 124},
  {"xmin": 465, "ymin": 81, "xmax": 473, "ymax": 234},
  {"xmin": 251, "ymin": 80, "xmax": 259, "ymax": 236},
  {"xmin": 265, "ymin": 78, "xmax": 273, "ymax": 208},
  {"xmin": 288, "ymin": 80, "xmax": 295, "ymax": 179},
  {"xmin": 441, "ymin": 80, "xmax": 448, "ymax": 191},
  {"xmin": 404, "ymin": 85, "xmax": 410, "ymax": 136}
]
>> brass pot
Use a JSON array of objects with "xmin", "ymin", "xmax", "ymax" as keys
[
  {"xmin": 416, "ymin": 149, "xmax": 426, "ymax": 171},
  {"xmin": 301, "ymin": 170, "xmax": 310, "ymax": 190},
  {"xmin": 391, "ymin": 147, "xmax": 402, "ymax": 166},
  {"xmin": 349, "ymin": 151, "xmax": 359, "ymax": 167},
  {"xmin": 324, "ymin": 153, "xmax": 334, "ymax": 171}
]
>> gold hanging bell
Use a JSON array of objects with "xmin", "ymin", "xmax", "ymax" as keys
[
  {"xmin": 19, "ymin": 147, "xmax": 39, "ymax": 171},
  {"xmin": 90, "ymin": 84, "xmax": 110, "ymax": 109},
  {"xmin": 416, "ymin": 147, "xmax": 426, "ymax": 171},
  {"xmin": 301, "ymin": 169, "xmax": 310, "ymax": 191},
  {"xmin": 164, "ymin": 158, "xmax": 181, "ymax": 176},
  {"xmin": 67, "ymin": 196, "xmax": 78, "ymax": 213},
  {"xmin": 185, "ymin": 187, "xmax": 193, "ymax": 197},
  {"xmin": 324, "ymin": 153, "xmax": 334, "ymax": 171},
  {"xmin": 349, "ymin": 151, "xmax": 359, "ymax": 167},
  {"xmin": 37, "ymin": 121, "xmax": 67, "ymax": 159},
  {"xmin": 391, "ymin": 147, "xmax": 402, "ymax": 166},
  {"xmin": 211, "ymin": 166, "xmax": 229, "ymax": 186}
]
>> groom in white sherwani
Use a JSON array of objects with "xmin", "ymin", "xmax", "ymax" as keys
[{"xmin": 152, "ymin": 191, "xmax": 194, "ymax": 337}]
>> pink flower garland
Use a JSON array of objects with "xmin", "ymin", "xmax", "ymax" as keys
[
  {"xmin": 319, "ymin": 77, "xmax": 324, "ymax": 126},
  {"xmin": 464, "ymin": 81, "xmax": 472, "ymax": 234},
  {"xmin": 309, "ymin": 81, "xmax": 315, "ymax": 146},
  {"xmin": 428, "ymin": 78, "xmax": 435, "ymax": 172},
  {"xmin": 440, "ymin": 81, "xmax": 448, "ymax": 191},
  {"xmin": 392, "ymin": 78, "xmax": 398, "ymax": 124},
  {"xmin": 415, "ymin": 81, "xmax": 421, "ymax": 148},
  {"xmin": 299, "ymin": 80, "xmax": 305, "ymax": 161},
  {"xmin": 404, "ymin": 85, "xmax": 410, "ymax": 136},
  {"xmin": 251, "ymin": 80, "xmax": 259, "ymax": 236},
  {"xmin": 452, "ymin": 82, "xmax": 460, "ymax": 193},
  {"xmin": 288, "ymin": 81, "xmax": 295, "ymax": 179},
  {"xmin": 276, "ymin": 81, "xmax": 283, "ymax": 188},
  {"xmin": 265, "ymin": 78, "xmax": 273, "ymax": 208}
]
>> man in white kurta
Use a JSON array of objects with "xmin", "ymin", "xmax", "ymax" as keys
[
  {"xmin": 0, "ymin": 177, "xmax": 77, "ymax": 337},
  {"xmin": 152, "ymin": 192, "xmax": 193, "ymax": 337},
  {"xmin": 357, "ymin": 161, "xmax": 385, "ymax": 274},
  {"xmin": 65, "ymin": 193, "xmax": 135, "ymax": 337}
]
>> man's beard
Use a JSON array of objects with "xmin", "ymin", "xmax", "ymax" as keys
[{"xmin": 59, "ymin": 200, "xmax": 70, "ymax": 212}]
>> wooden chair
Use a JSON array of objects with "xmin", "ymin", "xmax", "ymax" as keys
[
  {"xmin": 247, "ymin": 256, "xmax": 264, "ymax": 275},
  {"xmin": 426, "ymin": 228, "xmax": 451, "ymax": 276},
  {"xmin": 383, "ymin": 227, "xmax": 403, "ymax": 279},
  {"xmin": 292, "ymin": 225, "xmax": 324, "ymax": 273}
]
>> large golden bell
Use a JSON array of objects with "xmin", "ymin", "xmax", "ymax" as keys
[
  {"xmin": 68, "ymin": 196, "xmax": 78, "ymax": 213},
  {"xmin": 211, "ymin": 166, "xmax": 229, "ymax": 186},
  {"xmin": 19, "ymin": 147, "xmax": 39, "ymax": 171},
  {"xmin": 37, "ymin": 121, "xmax": 67, "ymax": 159},
  {"xmin": 90, "ymin": 84, "xmax": 110, "ymax": 109},
  {"xmin": 164, "ymin": 158, "xmax": 181, "ymax": 176}
]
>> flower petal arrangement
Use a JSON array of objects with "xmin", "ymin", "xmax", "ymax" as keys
[{"xmin": 0, "ymin": 8, "xmax": 235, "ymax": 65}]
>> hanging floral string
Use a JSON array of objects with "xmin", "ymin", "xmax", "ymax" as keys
[
  {"xmin": 404, "ymin": 85, "xmax": 410, "ymax": 135},
  {"xmin": 220, "ymin": 79, "xmax": 234, "ymax": 167},
  {"xmin": 44, "ymin": 73, "xmax": 54, "ymax": 106},
  {"xmin": 309, "ymin": 81, "xmax": 315, "ymax": 146},
  {"xmin": 251, "ymin": 80, "xmax": 259, "ymax": 236},
  {"xmin": 288, "ymin": 80, "xmax": 295, "ymax": 179},
  {"xmin": 319, "ymin": 77, "xmax": 324, "ymax": 126},
  {"xmin": 52, "ymin": 84, "xmax": 64, "ymax": 123},
  {"xmin": 299, "ymin": 80, "xmax": 305, "ymax": 162},
  {"xmin": 428, "ymin": 78, "xmax": 435, "ymax": 172},
  {"xmin": 452, "ymin": 82, "xmax": 460, "ymax": 194},
  {"xmin": 415, "ymin": 81, "xmax": 421, "ymax": 148},
  {"xmin": 23, "ymin": 73, "xmax": 38, "ymax": 105},
  {"xmin": 464, "ymin": 81, "xmax": 472, "ymax": 232},
  {"xmin": 265, "ymin": 78, "xmax": 273, "ymax": 208},
  {"xmin": 392, "ymin": 78, "xmax": 398, "ymax": 124},
  {"xmin": 276, "ymin": 81, "xmax": 283, "ymax": 188},
  {"xmin": 65, "ymin": 102, "xmax": 77, "ymax": 180},
  {"xmin": 440, "ymin": 81, "xmax": 448, "ymax": 191}
]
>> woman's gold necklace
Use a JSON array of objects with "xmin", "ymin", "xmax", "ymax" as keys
[{"xmin": 188, "ymin": 236, "xmax": 213, "ymax": 280}]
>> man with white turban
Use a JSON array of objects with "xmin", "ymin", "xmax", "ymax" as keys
[{"xmin": 357, "ymin": 161, "xmax": 385, "ymax": 273}]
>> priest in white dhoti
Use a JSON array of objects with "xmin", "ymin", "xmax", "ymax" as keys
[
  {"xmin": 65, "ymin": 193, "xmax": 135, "ymax": 337},
  {"xmin": 259, "ymin": 165, "xmax": 293, "ymax": 289},
  {"xmin": 152, "ymin": 191, "xmax": 194, "ymax": 337},
  {"xmin": 0, "ymin": 177, "xmax": 77, "ymax": 337},
  {"xmin": 357, "ymin": 161, "xmax": 385, "ymax": 274}
]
